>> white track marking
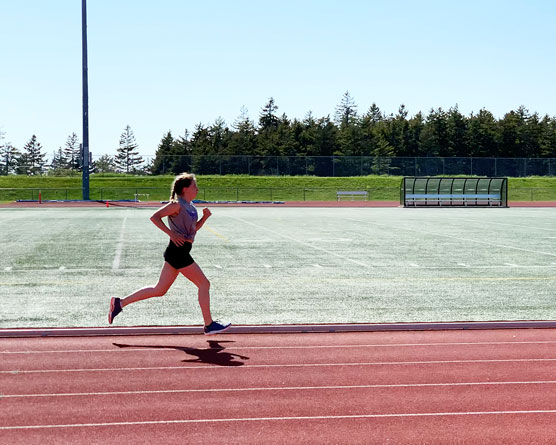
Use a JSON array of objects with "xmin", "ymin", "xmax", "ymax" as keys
[
  {"xmin": 347, "ymin": 218, "xmax": 556, "ymax": 258},
  {"xmin": 5, "ymin": 339, "xmax": 556, "ymax": 355},
  {"xmin": 434, "ymin": 216, "xmax": 556, "ymax": 233},
  {"xmin": 3, "ymin": 410, "xmax": 556, "ymax": 430},
  {"xmin": 5, "ymin": 380, "xmax": 556, "ymax": 399},
  {"xmin": 225, "ymin": 215, "xmax": 370, "ymax": 268},
  {"xmin": 111, "ymin": 216, "xmax": 127, "ymax": 271},
  {"xmin": 4, "ymin": 357, "xmax": 556, "ymax": 374}
]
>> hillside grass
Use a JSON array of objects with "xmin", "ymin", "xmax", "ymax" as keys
[{"xmin": 0, "ymin": 174, "xmax": 555, "ymax": 202}]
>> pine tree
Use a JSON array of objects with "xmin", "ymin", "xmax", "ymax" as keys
[
  {"xmin": 258, "ymin": 98, "xmax": 280, "ymax": 130},
  {"xmin": 50, "ymin": 148, "xmax": 68, "ymax": 172},
  {"xmin": 334, "ymin": 91, "xmax": 358, "ymax": 127},
  {"xmin": 115, "ymin": 125, "xmax": 143, "ymax": 173},
  {"xmin": 63, "ymin": 132, "xmax": 81, "ymax": 170},
  {"xmin": 20, "ymin": 135, "xmax": 46, "ymax": 175},
  {"xmin": 0, "ymin": 143, "xmax": 21, "ymax": 175},
  {"xmin": 152, "ymin": 131, "xmax": 175, "ymax": 174},
  {"xmin": 94, "ymin": 154, "xmax": 117, "ymax": 173}
]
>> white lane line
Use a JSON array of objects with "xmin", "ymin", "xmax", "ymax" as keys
[
  {"xmin": 347, "ymin": 218, "xmax": 556, "ymax": 258},
  {"xmin": 437, "ymin": 216, "xmax": 556, "ymax": 233},
  {"xmin": 111, "ymin": 216, "xmax": 127, "ymax": 271},
  {"xmin": 4, "ymin": 357, "xmax": 556, "ymax": 374},
  {"xmin": 225, "ymin": 215, "xmax": 370, "ymax": 268},
  {"xmin": 3, "ymin": 410, "xmax": 556, "ymax": 430},
  {"xmin": 6, "ymin": 380, "xmax": 556, "ymax": 399},
  {"xmin": 5, "ymin": 339, "xmax": 556, "ymax": 355}
]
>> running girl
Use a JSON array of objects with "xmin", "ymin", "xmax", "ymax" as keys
[{"xmin": 108, "ymin": 173, "xmax": 230, "ymax": 335}]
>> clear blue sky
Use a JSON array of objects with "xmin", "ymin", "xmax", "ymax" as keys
[{"xmin": 1, "ymin": 0, "xmax": 555, "ymax": 160}]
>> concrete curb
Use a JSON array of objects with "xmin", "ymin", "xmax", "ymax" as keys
[{"xmin": 2, "ymin": 320, "xmax": 556, "ymax": 338}]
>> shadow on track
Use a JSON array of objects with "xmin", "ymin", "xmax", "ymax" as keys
[{"xmin": 112, "ymin": 340, "xmax": 249, "ymax": 366}]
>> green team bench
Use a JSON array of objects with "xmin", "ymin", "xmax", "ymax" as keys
[
  {"xmin": 401, "ymin": 177, "xmax": 508, "ymax": 208},
  {"xmin": 405, "ymin": 193, "xmax": 501, "ymax": 206},
  {"xmin": 337, "ymin": 190, "xmax": 368, "ymax": 201}
]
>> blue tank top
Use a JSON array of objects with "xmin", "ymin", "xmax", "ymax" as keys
[{"xmin": 168, "ymin": 198, "xmax": 198, "ymax": 241}]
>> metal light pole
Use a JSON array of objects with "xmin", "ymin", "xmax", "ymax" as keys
[{"xmin": 82, "ymin": 0, "xmax": 90, "ymax": 200}]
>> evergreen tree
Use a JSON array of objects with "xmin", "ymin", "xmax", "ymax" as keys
[
  {"xmin": 258, "ymin": 97, "xmax": 280, "ymax": 130},
  {"xmin": 50, "ymin": 148, "xmax": 69, "ymax": 172},
  {"xmin": 63, "ymin": 132, "xmax": 81, "ymax": 170},
  {"xmin": 115, "ymin": 125, "xmax": 143, "ymax": 173},
  {"xmin": 467, "ymin": 109, "xmax": 498, "ymax": 157},
  {"xmin": 152, "ymin": 131, "xmax": 175, "ymax": 174},
  {"xmin": 94, "ymin": 154, "xmax": 117, "ymax": 173},
  {"xmin": 0, "ymin": 143, "xmax": 20, "ymax": 175},
  {"xmin": 19, "ymin": 135, "xmax": 46, "ymax": 175},
  {"xmin": 228, "ymin": 106, "xmax": 257, "ymax": 156},
  {"xmin": 446, "ymin": 106, "xmax": 468, "ymax": 156},
  {"xmin": 334, "ymin": 91, "xmax": 358, "ymax": 127}
]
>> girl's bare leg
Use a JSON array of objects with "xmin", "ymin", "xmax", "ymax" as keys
[
  {"xmin": 120, "ymin": 262, "xmax": 179, "ymax": 308},
  {"xmin": 180, "ymin": 262, "xmax": 212, "ymax": 326}
]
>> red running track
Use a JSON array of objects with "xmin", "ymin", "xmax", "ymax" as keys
[{"xmin": 3, "ymin": 328, "xmax": 556, "ymax": 444}]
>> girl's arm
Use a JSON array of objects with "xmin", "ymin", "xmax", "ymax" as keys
[
  {"xmin": 196, "ymin": 208, "xmax": 212, "ymax": 231},
  {"xmin": 150, "ymin": 202, "xmax": 188, "ymax": 245}
]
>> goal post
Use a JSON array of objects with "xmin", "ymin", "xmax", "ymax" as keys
[{"xmin": 401, "ymin": 177, "xmax": 508, "ymax": 207}]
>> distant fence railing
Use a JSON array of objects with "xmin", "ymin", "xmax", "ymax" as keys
[
  {"xmin": 153, "ymin": 156, "xmax": 556, "ymax": 177},
  {"xmin": 1, "ymin": 186, "xmax": 555, "ymax": 202}
]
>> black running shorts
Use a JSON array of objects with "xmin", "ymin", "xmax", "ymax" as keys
[{"xmin": 163, "ymin": 241, "xmax": 195, "ymax": 269}]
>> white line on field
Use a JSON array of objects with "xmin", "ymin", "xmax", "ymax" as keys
[
  {"xmin": 347, "ymin": 218, "xmax": 556, "ymax": 258},
  {"xmin": 112, "ymin": 216, "xmax": 127, "ymax": 272},
  {"xmin": 225, "ymin": 215, "xmax": 370, "ymax": 268},
  {"xmin": 436, "ymin": 216, "xmax": 556, "ymax": 233}
]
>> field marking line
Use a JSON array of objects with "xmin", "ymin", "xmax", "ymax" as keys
[
  {"xmin": 111, "ymin": 216, "xmax": 127, "ymax": 271},
  {"xmin": 6, "ymin": 339, "xmax": 556, "ymax": 355},
  {"xmin": 429, "ymin": 215, "xmax": 556, "ymax": 233},
  {"xmin": 204, "ymin": 226, "xmax": 229, "ymax": 242},
  {"xmin": 4, "ymin": 357, "xmax": 556, "ymax": 374},
  {"xmin": 346, "ymin": 218, "xmax": 556, "ymax": 258},
  {"xmin": 3, "ymin": 410, "xmax": 556, "ymax": 430},
  {"xmin": 6, "ymin": 380, "xmax": 556, "ymax": 399},
  {"xmin": 224, "ymin": 215, "xmax": 370, "ymax": 268}
]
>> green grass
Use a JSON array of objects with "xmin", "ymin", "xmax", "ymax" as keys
[{"xmin": 0, "ymin": 174, "xmax": 555, "ymax": 202}]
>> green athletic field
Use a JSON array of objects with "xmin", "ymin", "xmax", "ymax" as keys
[{"xmin": 1, "ymin": 206, "xmax": 555, "ymax": 328}]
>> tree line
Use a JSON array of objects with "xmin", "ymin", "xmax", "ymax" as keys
[
  {"xmin": 0, "ymin": 125, "xmax": 144, "ymax": 176},
  {"xmin": 2, "ymin": 92, "xmax": 556, "ymax": 176}
]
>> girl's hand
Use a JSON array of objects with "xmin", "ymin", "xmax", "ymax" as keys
[
  {"xmin": 202, "ymin": 208, "xmax": 212, "ymax": 219},
  {"xmin": 170, "ymin": 232, "xmax": 187, "ymax": 246}
]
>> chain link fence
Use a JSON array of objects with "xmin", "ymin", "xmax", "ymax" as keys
[{"xmin": 153, "ymin": 156, "xmax": 556, "ymax": 177}]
